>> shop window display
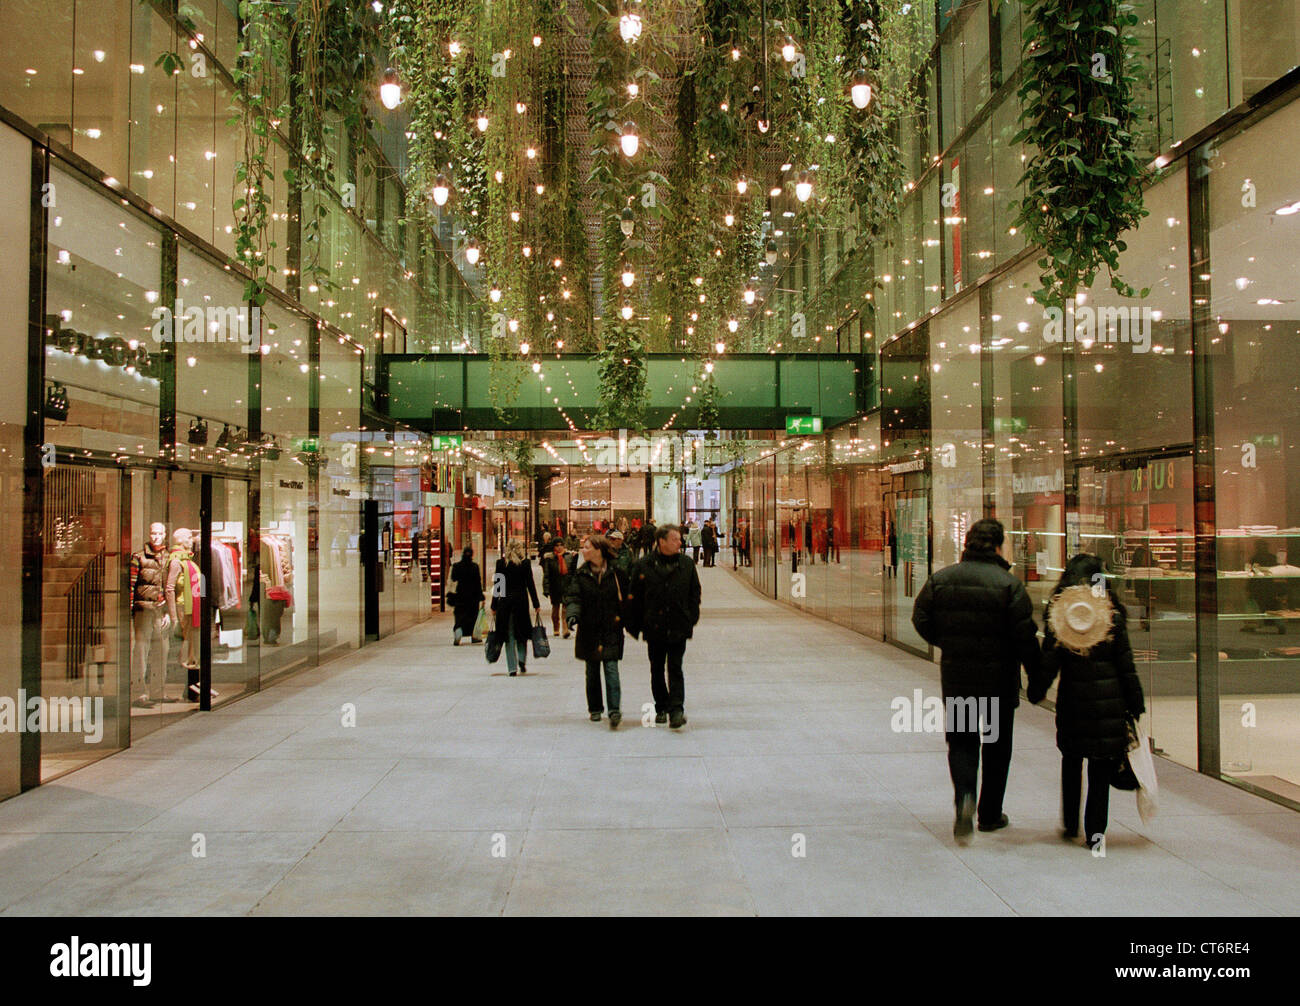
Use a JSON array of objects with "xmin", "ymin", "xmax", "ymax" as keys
[
  {"xmin": 258, "ymin": 302, "xmax": 313, "ymax": 676},
  {"xmin": 1205, "ymin": 98, "xmax": 1300, "ymax": 802}
]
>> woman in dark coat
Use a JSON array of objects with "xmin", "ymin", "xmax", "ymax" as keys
[
  {"xmin": 449, "ymin": 547, "xmax": 485, "ymax": 645},
  {"xmin": 1029, "ymin": 554, "xmax": 1145, "ymax": 850},
  {"xmin": 563, "ymin": 534, "xmax": 628, "ymax": 728},
  {"xmin": 491, "ymin": 539, "xmax": 541, "ymax": 676}
]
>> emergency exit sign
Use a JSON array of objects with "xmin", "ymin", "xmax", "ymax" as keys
[
  {"xmin": 785, "ymin": 416, "xmax": 823, "ymax": 435},
  {"xmin": 430, "ymin": 435, "xmax": 463, "ymax": 450}
]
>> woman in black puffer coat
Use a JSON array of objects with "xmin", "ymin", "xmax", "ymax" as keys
[
  {"xmin": 563, "ymin": 534, "xmax": 628, "ymax": 728},
  {"xmin": 1029, "ymin": 554, "xmax": 1145, "ymax": 850}
]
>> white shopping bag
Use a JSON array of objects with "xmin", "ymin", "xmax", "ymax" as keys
[{"xmin": 1129, "ymin": 717, "xmax": 1159, "ymax": 824}]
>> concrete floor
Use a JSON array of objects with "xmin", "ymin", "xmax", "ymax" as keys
[{"xmin": 1, "ymin": 564, "xmax": 1297, "ymax": 916}]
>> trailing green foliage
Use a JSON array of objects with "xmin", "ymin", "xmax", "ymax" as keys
[{"xmin": 1013, "ymin": 0, "xmax": 1150, "ymax": 308}]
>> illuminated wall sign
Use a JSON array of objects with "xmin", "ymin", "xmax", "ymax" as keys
[
  {"xmin": 887, "ymin": 458, "xmax": 926, "ymax": 474},
  {"xmin": 570, "ymin": 498, "xmax": 612, "ymax": 509},
  {"xmin": 493, "ymin": 499, "xmax": 529, "ymax": 508}
]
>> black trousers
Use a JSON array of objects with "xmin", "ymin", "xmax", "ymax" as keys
[
  {"xmin": 946, "ymin": 699, "xmax": 1015, "ymax": 825},
  {"xmin": 646, "ymin": 637, "xmax": 686, "ymax": 714},
  {"xmin": 1061, "ymin": 754, "xmax": 1117, "ymax": 842}
]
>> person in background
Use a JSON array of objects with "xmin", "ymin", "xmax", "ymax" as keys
[
  {"xmin": 538, "ymin": 530, "xmax": 553, "ymax": 562},
  {"xmin": 687, "ymin": 521, "xmax": 703, "ymax": 564},
  {"xmin": 1029, "ymin": 554, "xmax": 1145, "ymax": 851},
  {"xmin": 607, "ymin": 529, "xmax": 632, "ymax": 577},
  {"xmin": 911, "ymin": 518, "xmax": 1042, "ymax": 845},
  {"xmin": 492, "ymin": 539, "xmax": 541, "ymax": 677},
  {"xmin": 639, "ymin": 518, "xmax": 657, "ymax": 560},
  {"xmin": 449, "ymin": 546, "xmax": 485, "ymax": 646},
  {"xmin": 541, "ymin": 538, "xmax": 576, "ymax": 639},
  {"xmin": 565, "ymin": 533, "xmax": 629, "ymax": 729},
  {"xmin": 624, "ymin": 524, "xmax": 701, "ymax": 730},
  {"xmin": 701, "ymin": 520, "xmax": 717, "ymax": 567}
]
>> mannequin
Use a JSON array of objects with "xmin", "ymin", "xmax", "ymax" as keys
[{"xmin": 130, "ymin": 522, "xmax": 171, "ymax": 707}]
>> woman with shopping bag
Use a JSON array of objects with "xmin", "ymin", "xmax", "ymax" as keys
[
  {"xmin": 449, "ymin": 547, "xmax": 485, "ymax": 645},
  {"xmin": 1028, "ymin": 554, "xmax": 1146, "ymax": 851},
  {"xmin": 490, "ymin": 539, "xmax": 541, "ymax": 676}
]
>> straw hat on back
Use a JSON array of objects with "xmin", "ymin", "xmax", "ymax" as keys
[{"xmin": 1047, "ymin": 585, "xmax": 1115, "ymax": 654}]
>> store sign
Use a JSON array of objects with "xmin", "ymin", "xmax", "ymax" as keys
[
  {"xmin": 278, "ymin": 479, "xmax": 305, "ymax": 490},
  {"xmin": 493, "ymin": 499, "xmax": 529, "ymax": 509},
  {"xmin": 570, "ymin": 498, "xmax": 612, "ymax": 509},
  {"xmin": 1012, "ymin": 470, "xmax": 1063, "ymax": 494},
  {"xmin": 431, "ymin": 435, "xmax": 463, "ymax": 451},
  {"xmin": 888, "ymin": 458, "xmax": 926, "ymax": 474},
  {"xmin": 785, "ymin": 416, "xmax": 823, "ymax": 435},
  {"xmin": 776, "ymin": 498, "xmax": 810, "ymax": 507}
]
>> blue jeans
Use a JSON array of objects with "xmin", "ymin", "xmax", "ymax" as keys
[
  {"xmin": 585, "ymin": 659, "xmax": 621, "ymax": 714},
  {"xmin": 503, "ymin": 620, "xmax": 529, "ymax": 674}
]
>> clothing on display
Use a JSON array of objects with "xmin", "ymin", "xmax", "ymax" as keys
[{"xmin": 259, "ymin": 530, "xmax": 295, "ymax": 645}]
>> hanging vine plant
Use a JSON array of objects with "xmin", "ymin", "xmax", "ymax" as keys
[{"xmin": 1012, "ymin": 0, "xmax": 1150, "ymax": 309}]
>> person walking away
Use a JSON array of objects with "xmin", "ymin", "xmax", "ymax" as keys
[
  {"xmin": 492, "ymin": 539, "xmax": 541, "ymax": 676},
  {"xmin": 701, "ymin": 521, "xmax": 717, "ymax": 568},
  {"xmin": 541, "ymin": 539, "xmax": 575, "ymax": 639},
  {"xmin": 564, "ymin": 534, "xmax": 628, "ymax": 728},
  {"xmin": 1028, "ymin": 554, "xmax": 1146, "ymax": 851},
  {"xmin": 911, "ymin": 518, "xmax": 1042, "ymax": 844},
  {"xmin": 640, "ymin": 519, "xmax": 656, "ymax": 560},
  {"xmin": 625, "ymin": 524, "xmax": 701, "ymax": 729},
  {"xmin": 449, "ymin": 546, "xmax": 485, "ymax": 645},
  {"xmin": 687, "ymin": 521, "xmax": 703, "ymax": 564},
  {"xmin": 607, "ymin": 529, "xmax": 633, "ymax": 578}
]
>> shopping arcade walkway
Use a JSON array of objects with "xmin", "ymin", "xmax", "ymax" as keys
[{"xmin": 0, "ymin": 564, "xmax": 1296, "ymax": 916}]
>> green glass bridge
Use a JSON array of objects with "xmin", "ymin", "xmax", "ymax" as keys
[{"xmin": 378, "ymin": 353, "xmax": 872, "ymax": 431}]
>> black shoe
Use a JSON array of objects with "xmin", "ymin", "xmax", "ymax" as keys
[
  {"xmin": 669, "ymin": 710, "xmax": 686, "ymax": 730},
  {"xmin": 953, "ymin": 794, "xmax": 975, "ymax": 846},
  {"xmin": 518, "ymin": 665, "xmax": 526, "ymax": 675},
  {"xmin": 609, "ymin": 711, "xmax": 621, "ymax": 730},
  {"xmin": 589, "ymin": 712, "xmax": 601, "ymax": 722},
  {"xmin": 654, "ymin": 712, "xmax": 668, "ymax": 725},
  {"xmin": 508, "ymin": 671, "xmax": 517, "ymax": 677},
  {"xmin": 978, "ymin": 814, "xmax": 1010, "ymax": 833},
  {"xmin": 1061, "ymin": 827, "xmax": 1079, "ymax": 842}
]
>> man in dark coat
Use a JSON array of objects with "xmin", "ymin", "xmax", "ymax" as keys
[
  {"xmin": 701, "ymin": 521, "xmax": 717, "ymax": 567},
  {"xmin": 625, "ymin": 524, "xmax": 701, "ymax": 729},
  {"xmin": 911, "ymin": 518, "xmax": 1042, "ymax": 844}
]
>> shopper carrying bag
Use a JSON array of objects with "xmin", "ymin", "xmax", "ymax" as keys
[
  {"xmin": 1028, "ymin": 553, "xmax": 1146, "ymax": 851},
  {"xmin": 531, "ymin": 611, "xmax": 551, "ymax": 659}
]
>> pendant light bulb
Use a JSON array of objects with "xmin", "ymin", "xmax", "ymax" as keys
[
  {"xmin": 781, "ymin": 37, "xmax": 797, "ymax": 62},
  {"xmin": 508, "ymin": 318, "xmax": 519, "ymax": 333},
  {"xmin": 851, "ymin": 70, "xmax": 873, "ymax": 110},
  {"xmin": 464, "ymin": 239, "xmax": 480, "ymax": 266},
  {"xmin": 489, "ymin": 285, "xmax": 502, "ymax": 303},
  {"xmin": 724, "ymin": 213, "xmax": 735, "ymax": 227},
  {"xmin": 432, "ymin": 174, "xmax": 451, "ymax": 207},
  {"xmin": 476, "ymin": 114, "xmax": 489, "ymax": 132},
  {"xmin": 621, "ymin": 304, "xmax": 634, "ymax": 320},
  {"xmin": 619, "ymin": 12, "xmax": 642, "ymax": 43},
  {"xmin": 795, "ymin": 171, "xmax": 813, "ymax": 203},
  {"xmin": 619, "ymin": 121, "xmax": 640, "ymax": 158},
  {"xmin": 715, "ymin": 340, "xmax": 726, "ymax": 355},
  {"xmin": 743, "ymin": 286, "xmax": 756, "ymax": 305},
  {"xmin": 379, "ymin": 68, "xmax": 402, "ymax": 110},
  {"xmin": 728, "ymin": 319, "xmax": 739, "ymax": 333},
  {"xmin": 705, "ymin": 360, "xmax": 714, "ymax": 373},
  {"xmin": 519, "ymin": 341, "xmax": 529, "ymax": 355},
  {"xmin": 620, "ymin": 206, "xmax": 635, "ymax": 237},
  {"xmin": 737, "ymin": 178, "xmax": 748, "ymax": 195},
  {"xmin": 765, "ymin": 240, "xmax": 779, "ymax": 266},
  {"xmin": 621, "ymin": 266, "xmax": 636, "ymax": 288}
]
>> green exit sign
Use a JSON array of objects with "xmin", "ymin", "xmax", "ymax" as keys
[
  {"xmin": 785, "ymin": 416, "xmax": 823, "ymax": 435},
  {"xmin": 993, "ymin": 416, "xmax": 1027, "ymax": 433},
  {"xmin": 1251, "ymin": 433, "xmax": 1281, "ymax": 448},
  {"xmin": 431, "ymin": 435, "xmax": 463, "ymax": 451},
  {"xmin": 293, "ymin": 437, "xmax": 321, "ymax": 453}
]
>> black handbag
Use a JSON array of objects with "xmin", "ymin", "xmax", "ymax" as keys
[
  {"xmin": 531, "ymin": 612, "xmax": 550, "ymax": 659},
  {"xmin": 484, "ymin": 628, "xmax": 504, "ymax": 664},
  {"xmin": 1111, "ymin": 719, "xmax": 1142, "ymax": 791}
]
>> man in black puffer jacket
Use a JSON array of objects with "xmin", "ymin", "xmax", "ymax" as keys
[
  {"xmin": 912, "ymin": 518, "xmax": 1042, "ymax": 844},
  {"xmin": 625, "ymin": 524, "xmax": 701, "ymax": 729}
]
